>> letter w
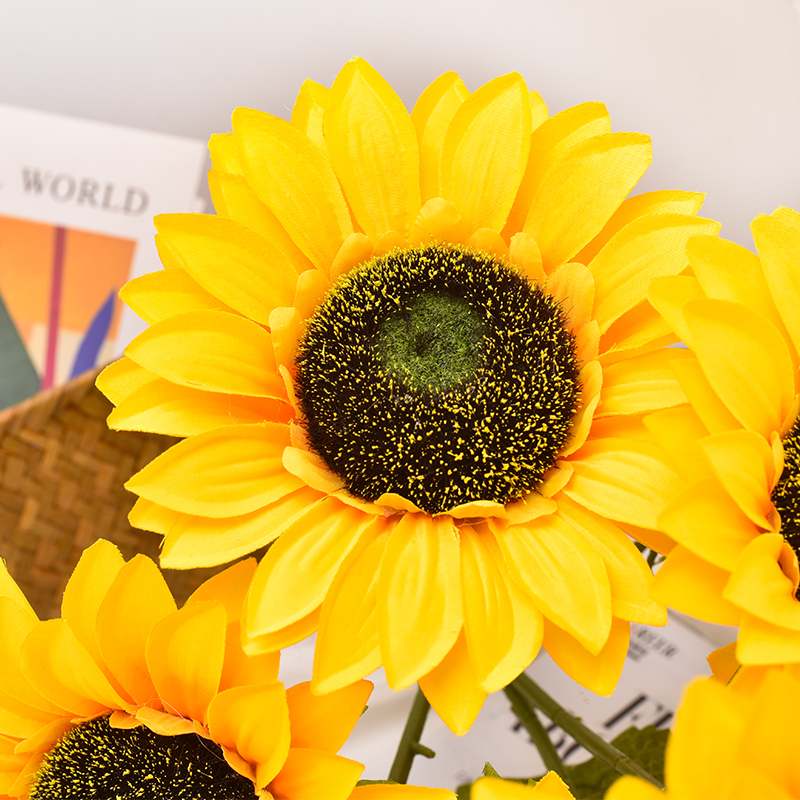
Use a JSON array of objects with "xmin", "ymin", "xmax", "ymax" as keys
[{"xmin": 21, "ymin": 168, "xmax": 49, "ymax": 193}]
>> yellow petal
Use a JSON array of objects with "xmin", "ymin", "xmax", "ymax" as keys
[
  {"xmin": 109, "ymin": 377, "xmax": 292, "ymax": 437},
  {"xmin": 440, "ymin": 73, "xmax": 531, "ymax": 233},
  {"xmin": 120, "ymin": 267, "xmax": 229, "ymax": 325},
  {"xmin": 557, "ymin": 496, "xmax": 666, "ymax": 625},
  {"xmin": 524, "ymin": 132, "xmax": 652, "ymax": 273},
  {"xmin": 282, "ymin": 446, "xmax": 345, "ymax": 494},
  {"xmin": 325, "ymin": 57, "xmax": 420, "ymax": 239},
  {"xmin": 670, "ymin": 355, "xmax": 741, "ymax": 435},
  {"xmin": 590, "ymin": 213, "xmax": 720, "ymax": 333},
  {"xmin": 330, "ymin": 232, "xmax": 374, "ymax": 281},
  {"xmin": 542, "ymin": 615, "xmax": 630, "ymax": 696},
  {"xmin": 378, "ymin": 513, "xmax": 462, "ymax": 690},
  {"xmin": 751, "ymin": 210, "xmax": 800, "ymax": 366},
  {"xmin": 597, "ymin": 299, "xmax": 676, "ymax": 367},
  {"xmin": 187, "ymin": 559, "xmax": 255, "ymax": 624},
  {"xmin": 509, "ymin": 232, "xmax": 546, "ymax": 285},
  {"xmin": 706, "ymin": 641, "xmax": 740, "ymax": 684},
  {"xmin": 409, "ymin": 198, "xmax": 471, "ymax": 247},
  {"xmin": 649, "ymin": 546, "xmax": 740, "ymax": 625},
  {"xmin": 135, "ymin": 706, "xmax": 196, "ymax": 736},
  {"xmin": 598, "ymin": 348, "xmax": 689, "ymax": 417},
  {"xmin": 96, "ymin": 554, "xmax": 177, "ymax": 705},
  {"xmin": 738, "ymin": 610, "xmax": 800, "ymax": 664},
  {"xmin": 233, "ymin": 107, "xmax": 353, "ymax": 271},
  {"xmin": 153, "ymin": 214, "xmax": 297, "ymax": 326},
  {"xmin": 545, "ymin": 262, "xmax": 594, "ymax": 332},
  {"xmin": 126, "ymin": 309, "xmax": 285, "ymax": 398},
  {"xmin": 658, "ymin": 479, "xmax": 759, "ymax": 572},
  {"xmin": 575, "ymin": 189, "xmax": 705, "ymax": 266},
  {"xmin": 126, "ymin": 423, "xmax": 301, "ymax": 518},
  {"xmin": 96, "ymin": 356, "xmax": 157, "ymax": 407},
  {"xmin": 411, "ymin": 71, "xmax": 469, "ymax": 203},
  {"xmin": 350, "ymin": 784, "xmax": 456, "ymax": 800},
  {"xmin": 682, "ymin": 298, "xmax": 795, "ymax": 439},
  {"xmin": 642, "ymin": 405, "xmax": 712, "ymax": 485},
  {"xmin": 247, "ymin": 498, "xmax": 381, "ymax": 636},
  {"xmin": 493, "ymin": 515, "xmax": 612, "ymax": 653},
  {"xmin": 418, "ymin": 629, "xmax": 487, "ymax": 736},
  {"xmin": 270, "ymin": 747, "xmax": 363, "ymax": 800},
  {"xmin": 207, "ymin": 683, "xmax": 290, "ymax": 789},
  {"xmin": 313, "ymin": 533, "xmax": 388, "ymax": 695},
  {"xmin": 208, "ymin": 170, "xmax": 313, "ymax": 274},
  {"xmin": 21, "ymin": 619, "xmax": 129, "ymax": 717},
  {"xmin": 286, "ymin": 680, "xmax": 372, "ymax": 753},
  {"xmin": 128, "ymin": 497, "xmax": 179, "ymax": 535},
  {"xmin": 208, "ymin": 132, "xmax": 243, "ymax": 176},
  {"xmin": 160, "ymin": 486, "xmax": 325, "ymax": 569},
  {"xmin": 290, "ymin": 79, "xmax": 330, "ymax": 151},
  {"xmin": 504, "ymin": 102, "xmax": 611, "ymax": 239},
  {"xmin": 468, "ymin": 228, "xmax": 508, "ymax": 259},
  {"xmin": 564, "ymin": 438, "xmax": 682, "ymax": 529},
  {"xmin": 245, "ymin": 606, "xmax": 321, "ymax": 655},
  {"xmin": 294, "ymin": 267, "xmax": 331, "ymax": 320},
  {"xmin": 604, "ymin": 776, "xmax": 666, "ymax": 800},
  {"xmin": 219, "ymin": 622, "xmax": 280, "ymax": 691},
  {"xmin": 559, "ymin": 361, "xmax": 602, "ymax": 458}
]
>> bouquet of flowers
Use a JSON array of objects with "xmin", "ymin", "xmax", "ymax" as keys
[{"xmin": 2, "ymin": 58, "xmax": 797, "ymax": 799}]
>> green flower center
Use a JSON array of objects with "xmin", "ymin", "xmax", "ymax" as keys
[
  {"xmin": 296, "ymin": 244, "xmax": 581, "ymax": 515},
  {"xmin": 772, "ymin": 415, "xmax": 800, "ymax": 597},
  {"xmin": 30, "ymin": 715, "xmax": 257, "ymax": 800}
]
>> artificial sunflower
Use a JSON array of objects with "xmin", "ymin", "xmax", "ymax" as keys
[
  {"xmin": 98, "ymin": 57, "xmax": 718, "ymax": 733},
  {"xmin": 644, "ymin": 206, "xmax": 800, "ymax": 665},
  {"xmin": 472, "ymin": 774, "xmax": 574, "ymax": 799},
  {"xmin": 605, "ymin": 668, "xmax": 800, "ymax": 799},
  {"xmin": 0, "ymin": 539, "xmax": 375, "ymax": 799}
]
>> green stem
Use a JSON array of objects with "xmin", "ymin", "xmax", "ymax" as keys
[
  {"xmin": 511, "ymin": 673, "xmax": 665, "ymax": 790},
  {"xmin": 388, "ymin": 687, "xmax": 433, "ymax": 784},
  {"xmin": 504, "ymin": 684, "xmax": 574, "ymax": 793}
]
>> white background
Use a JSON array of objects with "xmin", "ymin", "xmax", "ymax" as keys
[{"xmin": 1, "ymin": 0, "xmax": 799, "ymax": 247}]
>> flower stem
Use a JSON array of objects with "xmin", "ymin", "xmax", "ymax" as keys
[
  {"xmin": 388, "ymin": 687, "xmax": 433, "ymax": 784},
  {"xmin": 511, "ymin": 672, "xmax": 665, "ymax": 790},
  {"xmin": 504, "ymin": 683, "xmax": 575, "ymax": 793}
]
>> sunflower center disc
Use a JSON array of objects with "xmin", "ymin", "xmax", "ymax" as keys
[
  {"xmin": 772, "ymin": 415, "xmax": 800, "ymax": 597},
  {"xmin": 30, "ymin": 715, "xmax": 258, "ymax": 800},
  {"xmin": 296, "ymin": 244, "xmax": 581, "ymax": 515}
]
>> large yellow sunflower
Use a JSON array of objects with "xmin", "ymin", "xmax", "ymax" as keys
[
  {"xmin": 605, "ymin": 667, "xmax": 800, "ymax": 799},
  {"xmin": 0, "ymin": 540, "xmax": 374, "ymax": 799},
  {"xmin": 644, "ymin": 206, "xmax": 800, "ymax": 665},
  {"xmin": 98, "ymin": 57, "xmax": 718, "ymax": 733}
]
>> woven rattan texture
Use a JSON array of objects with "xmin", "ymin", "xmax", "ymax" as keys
[{"xmin": 0, "ymin": 366, "xmax": 222, "ymax": 618}]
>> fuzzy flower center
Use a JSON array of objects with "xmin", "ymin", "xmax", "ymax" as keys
[
  {"xmin": 772, "ymin": 415, "xmax": 800, "ymax": 596},
  {"xmin": 30, "ymin": 715, "xmax": 257, "ymax": 799},
  {"xmin": 296, "ymin": 243, "xmax": 581, "ymax": 515}
]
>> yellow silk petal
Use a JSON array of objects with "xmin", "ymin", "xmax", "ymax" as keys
[
  {"xmin": 598, "ymin": 348, "xmax": 690, "ymax": 417},
  {"xmin": 325, "ymin": 57, "xmax": 420, "ymax": 239},
  {"xmin": 642, "ymin": 405, "xmax": 712, "ymax": 485},
  {"xmin": 160, "ymin": 486, "xmax": 324, "ymax": 569},
  {"xmin": 574, "ymin": 189, "xmax": 705, "ymax": 266},
  {"xmin": 649, "ymin": 546, "xmax": 740, "ymax": 625},
  {"xmin": 128, "ymin": 497, "xmax": 179, "ymax": 535},
  {"xmin": 524, "ymin": 132, "xmax": 652, "ymax": 273},
  {"xmin": 207, "ymin": 683, "xmax": 290, "ymax": 790},
  {"xmin": 542, "ymin": 615, "xmax": 630, "ymax": 696},
  {"xmin": 219, "ymin": 623, "xmax": 280, "ymax": 691},
  {"xmin": 153, "ymin": 213, "xmax": 296, "ymax": 326},
  {"xmin": 597, "ymin": 299, "xmax": 676, "ymax": 367},
  {"xmin": 282, "ymin": 446, "xmax": 345, "ymax": 494},
  {"xmin": 509, "ymin": 231, "xmax": 546, "ymax": 285},
  {"xmin": 208, "ymin": 132, "xmax": 243, "ymax": 176},
  {"xmin": 120, "ymin": 267, "xmax": 228, "ymax": 325},
  {"xmin": 737, "ymin": 610, "xmax": 800, "ymax": 664},
  {"xmin": 286, "ymin": 680, "xmax": 372, "ymax": 753},
  {"xmin": 724, "ymin": 534, "xmax": 800, "ymax": 630},
  {"xmin": 700, "ymin": 430, "xmax": 776, "ymax": 529},
  {"xmin": 604, "ymin": 776, "xmax": 666, "ymax": 800},
  {"xmin": 545, "ymin": 262, "xmax": 594, "ymax": 332},
  {"xmin": 60, "ymin": 540, "xmax": 125, "ymax": 691},
  {"xmin": 245, "ymin": 606, "xmax": 321, "ymax": 655},
  {"xmin": 126, "ymin": 309, "xmax": 285, "ymax": 398},
  {"xmin": 290, "ymin": 79, "xmax": 329, "ymax": 152},
  {"xmin": 504, "ymin": 101, "xmax": 611, "ymax": 239},
  {"xmin": 492, "ymin": 515, "xmax": 612, "ymax": 653},
  {"xmin": 350, "ymin": 784, "xmax": 456, "ymax": 800},
  {"xmin": 247, "ymin": 498, "xmax": 379, "ymax": 636},
  {"xmin": 440, "ymin": 72, "xmax": 531, "ymax": 233},
  {"xmin": 187, "ymin": 558, "xmax": 255, "ymax": 624},
  {"xmin": 208, "ymin": 170, "xmax": 313, "ymax": 274},
  {"xmin": 707, "ymin": 641, "xmax": 740, "ymax": 684},
  {"xmin": 564, "ymin": 438, "xmax": 681, "ymax": 529},
  {"xmin": 126, "ymin": 423, "xmax": 301, "ymax": 518},
  {"xmin": 411, "ymin": 70, "xmax": 469, "ymax": 203},
  {"xmin": 294, "ymin": 267, "xmax": 331, "ymax": 320},
  {"xmin": 233, "ymin": 107, "xmax": 353, "ymax": 271},
  {"xmin": 409, "ymin": 197, "xmax": 471, "ymax": 247},
  {"xmin": 96, "ymin": 554, "xmax": 177, "ymax": 705},
  {"xmin": 378, "ymin": 513, "xmax": 462, "ymax": 690},
  {"xmin": 682, "ymin": 298, "xmax": 794, "ymax": 439},
  {"xmin": 312, "ymin": 532, "xmax": 388, "ymax": 695},
  {"xmin": 468, "ymin": 227, "xmax": 508, "ymax": 259},
  {"xmin": 109, "ymin": 377, "xmax": 291, "ymax": 437},
  {"xmin": 658, "ymin": 479, "xmax": 759, "ymax": 572},
  {"xmin": 418, "ymin": 629, "xmax": 487, "ymax": 736},
  {"xmin": 269, "ymin": 306, "xmax": 303, "ymax": 373},
  {"xmin": 590, "ymin": 214, "xmax": 720, "ymax": 334},
  {"xmin": 21, "ymin": 619, "xmax": 129, "ymax": 717},
  {"xmin": 557, "ymin": 496, "xmax": 666, "ymax": 625},
  {"xmin": 751, "ymin": 210, "xmax": 800, "ymax": 365},
  {"xmin": 670, "ymin": 355, "xmax": 742, "ymax": 435},
  {"xmin": 96, "ymin": 356, "xmax": 157, "ymax": 407},
  {"xmin": 559, "ymin": 360, "xmax": 601, "ymax": 458},
  {"xmin": 270, "ymin": 747, "xmax": 364, "ymax": 800}
]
